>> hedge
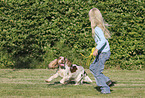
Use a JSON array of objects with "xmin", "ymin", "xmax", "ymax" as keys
[{"xmin": 0, "ymin": 0, "xmax": 144, "ymax": 69}]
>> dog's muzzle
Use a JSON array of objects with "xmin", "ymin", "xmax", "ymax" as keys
[{"xmin": 59, "ymin": 64, "xmax": 65, "ymax": 67}]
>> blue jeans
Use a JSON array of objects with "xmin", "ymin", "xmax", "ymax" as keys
[{"xmin": 89, "ymin": 51, "xmax": 111, "ymax": 93}]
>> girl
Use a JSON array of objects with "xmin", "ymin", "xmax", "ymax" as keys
[{"xmin": 89, "ymin": 8, "xmax": 112, "ymax": 94}]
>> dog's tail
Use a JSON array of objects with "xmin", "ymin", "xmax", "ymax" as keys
[{"xmin": 84, "ymin": 71, "xmax": 92, "ymax": 83}]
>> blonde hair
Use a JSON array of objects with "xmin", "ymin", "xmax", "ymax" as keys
[{"xmin": 89, "ymin": 8, "xmax": 111, "ymax": 39}]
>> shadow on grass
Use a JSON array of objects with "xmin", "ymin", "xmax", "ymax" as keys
[
  {"xmin": 94, "ymin": 86, "xmax": 114, "ymax": 93},
  {"xmin": 94, "ymin": 81, "xmax": 117, "ymax": 92},
  {"xmin": 47, "ymin": 81, "xmax": 92, "ymax": 86},
  {"xmin": 47, "ymin": 82, "xmax": 61, "ymax": 86}
]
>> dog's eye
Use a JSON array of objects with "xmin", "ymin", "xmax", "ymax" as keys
[{"xmin": 58, "ymin": 57, "xmax": 61, "ymax": 60}]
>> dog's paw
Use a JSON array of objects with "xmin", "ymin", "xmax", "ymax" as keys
[
  {"xmin": 45, "ymin": 79, "xmax": 50, "ymax": 83},
  {"xmin": 74, "ymin": 83, "xmax": 79, "ymax": 85},
  {"xmin": 60, "ymin": 80, "xmax": 65, "ymax": 84}
]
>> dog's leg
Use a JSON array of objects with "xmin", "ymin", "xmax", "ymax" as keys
[
  {"xmin": 84, "ymin": 71, "xmax": 92, "ymax": 83},
  {"xmin": 45, "ymin": 73, "xmax": 59, "ymax": 83},
  {"xmin": 60, "ymin": 77, "xmax": 66, "ymax": 84},
  {"xmin": 60, "ymin": 74, "xmax": 70, "ymax": 84},
  {"xmin": 80, "ymin": 78, "xmax": 84, "ymax": 84},
  {"xmin": 84, "ymin": 76, "xmax": 92, "ymax": 83},
  {"xmin": 75, "ymin": 77, "xmax": 83, "ymax": 85},
  {"xmin": 75, "ymin": 72, "xmax": 84, "ymax": 85}
]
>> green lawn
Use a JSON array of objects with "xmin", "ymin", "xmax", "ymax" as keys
[{"xmin": 0, "ymin": 69, "xmax": 145, "ymax": 98}]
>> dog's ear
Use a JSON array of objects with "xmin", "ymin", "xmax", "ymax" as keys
[{"xmin": 48, "ymin": 59, "xmax": 58, "ymax": 69}]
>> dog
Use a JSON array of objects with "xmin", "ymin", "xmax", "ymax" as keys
[
  {"xmin": 45, "ymin": 56, "xmax": 70, "ymax": 84},
  {"xmin": 45, "ymin": 56, "xmax": 92, "ymax": 85}
]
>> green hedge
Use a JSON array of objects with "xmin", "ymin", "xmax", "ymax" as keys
[{"xmin": 0, "ymin": 0, "xmax": 144, "ymax": 69}]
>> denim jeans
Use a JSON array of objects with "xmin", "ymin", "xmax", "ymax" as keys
[{"xmin": 89, "ymin": 51, "xmax": 111, "ymax": 93}]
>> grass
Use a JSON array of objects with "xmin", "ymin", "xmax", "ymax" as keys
[{"xmin": 0, "ymin": 69, "xmax": 145, "ymax": 98}]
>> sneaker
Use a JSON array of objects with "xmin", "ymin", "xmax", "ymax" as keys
[
  {"xmin": 106, "ymin": 80, "xmax": 117, "ymax": 87},
  {"xmin": 106, "ymin": 80, "xmax": 112, "ymax": 86}
]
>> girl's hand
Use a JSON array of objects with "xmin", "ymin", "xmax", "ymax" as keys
[{"xmin": 93, "ymin": 49, "xmax": 98, "ymax": 56}]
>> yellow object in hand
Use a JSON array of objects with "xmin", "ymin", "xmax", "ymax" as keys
[{"xmin": 80, "ymin": 48, "xmax": 96, "ymax": 66}]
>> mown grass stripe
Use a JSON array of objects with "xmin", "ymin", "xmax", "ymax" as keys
[{"xmin": 0, "ymin": 69, "xmax": 145, "ymax": 97}]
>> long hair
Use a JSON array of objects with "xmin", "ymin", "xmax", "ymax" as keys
[{"xmin": 89, "ymin": 8, "xmax": 111, "ymax": 39}]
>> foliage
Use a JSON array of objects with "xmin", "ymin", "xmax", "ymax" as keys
[{"xmin": 0, "ymin": 0, "xmax": 144, "ymax": 69}]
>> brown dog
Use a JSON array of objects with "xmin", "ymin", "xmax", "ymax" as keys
[
  {"xmin": 45, "ymin": 57, "xmax": 92, "ymax": 85},
  {"xmin": 45, "ymin": 56, "xmax": 70, "ymax": 84}
]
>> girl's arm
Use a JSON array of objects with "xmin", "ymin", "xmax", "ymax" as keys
[{"xmin": 95, "ymin": 27, "xmax": 106, "ymax": 51}]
